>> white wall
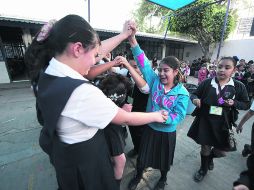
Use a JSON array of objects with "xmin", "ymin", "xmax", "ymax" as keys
[
  {"xmin": 0, "ymin": 61, "xmax": 10, "ymax": 83},
  {"xmin": 211, "ymin": 39, "xmax": 254, "ymax": 61},
  {"xmin": 183, "ymin": 38, "xmax": 254, "ymax": 63},
  {"xmin": 183, "ymin": 44, "xmax": 203, "ymax": 62}
]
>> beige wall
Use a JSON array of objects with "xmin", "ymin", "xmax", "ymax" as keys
[
  {"xmin": 183, "ymin": 44, "xmax": 203, "ymax": 62},
  {"xmin": 183, "ymin": 38, "xmax": 254, "ymax": 63},
  {"xmin": 211, "ymin": 39, "xmax": 254, "ymax": 61}
]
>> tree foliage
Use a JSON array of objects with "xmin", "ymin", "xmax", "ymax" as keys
[{"xmin": 134, "ymin": 0, "xmax": 237, "ymax": 59}]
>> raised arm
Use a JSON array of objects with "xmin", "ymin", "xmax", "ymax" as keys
[
  {"xmin": 96, "ymin": 21, "xmax": 133, "ymax": 62},
  {"xmin": 128, "ymin": 21, "xmax": 138, "ymax": 48},
  {"xmin": 85, "ymin": 60, "xmax": 118, "ymax": 80},
  {"xmin": 117, "ymin": 56, "xmax": 147, "ymax": 90}
]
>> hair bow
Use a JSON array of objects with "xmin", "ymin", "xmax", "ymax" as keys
[{"xmin": 36, "ymin": 19, "xmax": 57, "ymax": 42}]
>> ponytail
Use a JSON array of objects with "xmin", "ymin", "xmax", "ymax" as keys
[
  {"xmin": 174, "ymin": 70, "xmax": 184, "ymax": 84},
  {"xmin": 25, "ymin": 14, "xmax": 100, "ymax": 83},
  {"xmin": 24, "ymin": 21, "xmax": 56, "ymax": 82}
]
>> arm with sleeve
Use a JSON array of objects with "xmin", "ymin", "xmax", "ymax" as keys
[
  {"xmin": 164, "ymin": 94, "xmax": 189, "ymax": 126},
  {"xmin": 190, "ymin": 79, "xmax": 209, "ymax": 101},
  {"xmin": 61, "ymin": 84, "xmax": 119, "ymax": 129},
  {"xmin": 131, "ymin": 45, "xmax": 157, "ymax": 89},
  {"xmin": 233, "ymin": 81, "xmax": 250, "ymax": 110}
]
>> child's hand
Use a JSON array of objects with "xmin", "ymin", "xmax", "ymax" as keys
[
  {"xmin": 160, "ymin": 110, "xmax": 168, "ymax": 122},
  {"xmin": 193, "ymin": 99, "xmax": 201, "ymax": 108},
  {"xmin": 236, "ymin": 124, "xmax": 243, "ymax": 134},
  {"xmin": 224, "ymin": 99, "xmax": 234, "ymax": 106},
  {"xmin": 122, "ymin": 103, "xmax": 132, "ymax": 112},
  {"xmin": 122, "ymin": 20, "xmax": 133, "ymax": 38},
  {"xmin": 233, "ymin": 184, "xmax": 249, "ymax": 190},
  {"xmin": 115, "ymin": 56, "xmax": 130, "ymax": 68}
]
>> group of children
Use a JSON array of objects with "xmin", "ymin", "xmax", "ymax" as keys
[{"xmin": 24, "ymin": 14, "xmax": 253, "ymax": 190}]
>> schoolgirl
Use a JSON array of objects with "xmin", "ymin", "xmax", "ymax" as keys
[
  {"xmin": 198, "ymin": 63, "xmax": 208, "ymax": 85},
  {"xmin": 126, "ymin": 55, "xmax": 150, "ymax": 158},
  {"xmin": 187, "ymin": 57, "xmax": 250, "ymax": 182},
  {"xmin": 243, "ymin": 64, "xmax": 254, "ymax": 100},
  {"xmin": 98, "ymin": 73, "xmax": 133, "ymax": 187},
  {"xmin": 124, "ymin": 24, "xmax": 189, "ymax": 190},
  {"xmin": 24, "ymin": 15, "xmax": 168, "ymax": 190}
]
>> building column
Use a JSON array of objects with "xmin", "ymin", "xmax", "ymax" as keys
[
  {"xmin": 22, "ymin": 28, "xmax": 32, "ymax": 48},
  {"xmin": 162, "ymin": 43, "xmax": 166, "ymax": 58},
  {"xmin": 0, "ymin": 35, "xmax": 11, "ymax": 83}
]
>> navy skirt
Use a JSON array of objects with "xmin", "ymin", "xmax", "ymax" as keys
[
  {"xmin": 137, "ymin": 127, "xmax": 176, "ymax": 171},
  {"xmin": 104, "ymin": 123, "xmax": 126, "ymax": 156},
  {"xmin": 187, "ymin": 105, "xmax": 231, "ymax": 150},
  {"xmin": 51, "ymin": 130, "xmax": 118, "ymax": 190}
]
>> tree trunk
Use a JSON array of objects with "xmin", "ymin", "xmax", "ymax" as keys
[{"xmin": 198, "ymin": 41, "xmax": 211, "ymax": 60}]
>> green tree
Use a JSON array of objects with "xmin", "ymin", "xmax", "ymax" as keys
[{"xmin": 134, "ymin": 0, "xmax": 237, "ymax": 59}]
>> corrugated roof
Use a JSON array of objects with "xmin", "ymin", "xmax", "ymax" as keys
[
  {"xmin": 0, "ymin": 15, "xmax": 197, "ymax": 44},
  {"xmin": 95, "ymin": 28, "xmax": 197, "ymax": 44},
  {"xmin": 0, "ymin": 15, "xmax": 46, "ymax": 25}
]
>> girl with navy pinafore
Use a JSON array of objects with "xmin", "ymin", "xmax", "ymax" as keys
[
  {"xmin": 24, "ymin": 15, "xmax": 168, "ymax": 190},
  {"xmin": 125, "ymin": 24, "xmax": 189, "ymax": 190},
  {"xmin": 187, "ymin": 57, "xmax": 250, "ymax": 183}
]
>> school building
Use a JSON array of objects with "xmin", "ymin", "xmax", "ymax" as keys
[{"xmin": 0, "ymin": 15, "xmax": 197, "ymax": 84}]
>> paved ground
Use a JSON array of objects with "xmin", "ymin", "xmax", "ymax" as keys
[{"xmin": 0, "ymin": 77, "xmax": 252, "ymax": 190}]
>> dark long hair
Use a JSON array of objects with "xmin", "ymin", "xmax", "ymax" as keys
[
  {"xmin": 25, "ymin": 14, "xmax": 100, "ymax": 82},
  {"xmin": 219, "ymin": 57, "xmax": 237, "ymax": 67},
  {"xmin": 160, "ymin": 56, "xmax": 184, "ymax": 84}
]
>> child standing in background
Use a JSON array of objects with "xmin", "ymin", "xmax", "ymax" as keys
[
  {"xmin": 208, "ymin": 64, "xmax": 216, "ymax": 78},
  {"xmin": 126, "ymin": 55, "xmax": 150, "ymax": 158},
  {"xmin": 198, "ymin": 63, "xmax": 208, "ymax": 84},
  {"xmin": 180, "ymin": 61, "xmax": 190, "ymax": 83}
]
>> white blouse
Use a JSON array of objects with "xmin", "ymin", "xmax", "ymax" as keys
[{"xmin": 45, "ymin": 58, "xmax": 119, "ymax": 144}]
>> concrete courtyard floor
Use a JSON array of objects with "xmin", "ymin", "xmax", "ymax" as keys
[{"xmin": 0, "ymin": 77, "xmax": 252, "ymax": 190}]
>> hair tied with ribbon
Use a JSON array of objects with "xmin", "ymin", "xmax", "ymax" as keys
[{"xmin": 36, "ymin": 19, "xmax": 57, "ymax": 42}]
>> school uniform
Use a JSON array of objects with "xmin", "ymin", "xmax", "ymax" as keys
[
  {"xmin": 187, "ymin": 78, "xmax": 250, "ymax": 150},
  {"xmin": 104, "ymin": 123, "xmax": 126, "ymax": 156},
  {"xmin": 244, "ymin": 72, "xmax": 254, "ymax": 98},
  {"xmin": 128, "ymin": 84, "xmax": 149, "ymax": 153},
  {"xmin": 37, "ymin": 58, "xmax": 119, "ymax": 190},
  {"xmin": 250, "ymin": 102, "xmax": 254, "ymax": 151},
  {"xmin": 233, "ymin": 154, "xmax": 254, "ymax": 190},
  {"xmin": 131, "ymin": 45, "xmax": 189, "ymax": 171}
]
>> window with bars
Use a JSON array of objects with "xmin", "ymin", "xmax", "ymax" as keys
[
  {"xmin": 140, "ymin": 41, "xmax": 163, "ymax": 60},
  {"xmin": 165, "ymin": 44, "xmax": 184, "ymax": 60}
]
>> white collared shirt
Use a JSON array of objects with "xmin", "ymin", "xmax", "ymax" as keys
[
  {"xmin": 211, "ymin": 78, "xmax": 235, "ymax": 95},
  {"xmin": 44, "ymin": 58, "xmax": 119, "ymax": 144}
]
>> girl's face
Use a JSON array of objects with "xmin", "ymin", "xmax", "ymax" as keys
[
  {"xmin": 216, "ymin": 59, "xmax": 236, "ymax": 80},
  {"xmin": 238, "ymin": 65, "xmax": 244, "ymax": 71},
  {"xmin": 181, "ymin": 62, "xmax": 186, "ymax": 68},
  {"xmin": 130, "ymin": 60, "xmax": 142, "ymax": 75},
  {"xmin": 201, "ymin": 66, "xmax": 207, "ymax": 70},
  {"xmin": 158, "ymin": 63, "xmax": 178, "ymax": 85},
  {"xmin": 79, "ymin": 45, "xmax": 99, "ymax": 75}
]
